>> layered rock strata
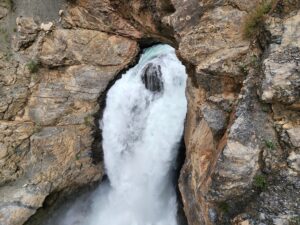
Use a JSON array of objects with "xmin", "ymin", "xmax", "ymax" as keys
[{"xmin": 0, "ymin": 0, "xmax": 299, "ymax": 224}]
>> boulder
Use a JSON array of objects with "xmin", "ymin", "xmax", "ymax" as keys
[{"xmin": 141, "ymin": 63, "xmax": 164, "ymax": 93}]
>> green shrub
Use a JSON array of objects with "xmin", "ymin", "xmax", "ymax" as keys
[
  {"xmin": 239, "ymin": 64, "xmax": 249, "ymax": 75},
  {"xmin": 218, "ymin": 202, "xmax": 229, "ymax": 213},
  {"xmin": 264, "ymin": 139, "xmax": 275, "ymax": 150},
  {"xmin": 243, "ymin": 0, "xmax": 274, "ymax": 39},
  {"xmin": 26, "ymin": 60, "xmax": 39, "ymax": 74},
  {"xmin": 253, "ymin": 174, "xmax": 268, "ymax": 190},
  {"xmin": 84, "ymin": 115, "xmax": 94, "ymax": 126}
]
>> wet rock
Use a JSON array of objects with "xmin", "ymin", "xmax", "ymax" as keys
[{"xmin": 141, "ymin": 63, "xmax": 163, "ymax": 93}]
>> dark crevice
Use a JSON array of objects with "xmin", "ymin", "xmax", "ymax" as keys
[
  {"xmin": 91, "ymin": 51, "xmax": 141, "ymax": 164},
  {"xmin": 175, "ymin": 137, "xmax": 189, "ymax": 225}
]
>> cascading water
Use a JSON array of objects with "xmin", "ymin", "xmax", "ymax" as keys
[{"xmin": 46, "ymin": 44, "xmax": 187, "ymax": 225}]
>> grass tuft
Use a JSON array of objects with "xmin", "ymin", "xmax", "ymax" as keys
[
  {"xmin": 242, "ymin": 0, "xmax": 274, "ymax": 39},
  {"xmin": 218, "ymin": 202, "xmax": 230, "ymax": 213},
  {"xmin": 84, "ymin": 115, "xmax": 94, "ymax": 126},
  {"xmin": 26, "ymin": 60, "xmax": 39, "ymax": 74},
  {"xmin": 253, "ymin": 174, "xmax": 268, "ymax": 190},
  {"xmin": 264, "ymin": 139, "xmax": 275, "ymax": 150}
]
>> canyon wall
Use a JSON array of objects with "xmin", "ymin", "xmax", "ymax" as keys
[{"xmin": 0, "ymin": 0, "xmax": 299, "ymax": 224}]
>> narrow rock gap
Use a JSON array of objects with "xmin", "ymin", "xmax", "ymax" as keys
[
  {"xmin": 92, "ymin": 40, "xmax": 189, "ymax": 225},
  {"xmin": 175, "ymin": 137, "xmax": 189, "ymax": 225},
  {"xmin": 25, "ymin": 41, "xmax": 190, "ymax": 225}
]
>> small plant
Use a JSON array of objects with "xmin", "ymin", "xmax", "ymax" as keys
[
  {"xmin": 218, "ymin": 202, "xmax": 229, "ymax": 213},
  {"xmin": 26, "ymin": 59, "xmax": 39, "ymax": 74},
  {"xmin": 289, "ymin": 216, "xmax": 300, "ymax": 225},
  {"xmin": 264, "ymin": 139, "xmax": 275, "ymax": 150},
  {"xmin": 253, "ymin": 174, "xmax": 268, "ymax": 190},
  {"xmin": 242, "ymin": 0, "xmax": 275, "ymax": 39},
  {"xmin": 84, "ymin": 115, "xmax": 94, "ymax": 126},
  {"xmin": 239, "ymin": 64, "xmax": 249, "ymax": 75},
  {"xmin": 250, "ymin": 55, "xmax": 260, "ymax": 68}
]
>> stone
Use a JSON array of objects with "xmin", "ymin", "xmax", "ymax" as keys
[
  {"xmin": 141, "ymin": 63, "xmax": 164, "ymax": 93},
  {"xmin": 61, "ymin": 2, "xmax": 142, "ymax": 38},
  {"xmin": 0, "ymin": 122, "xmax": 34, "ymax": 185},
  {"xmin": 0, "ymin": 3, "xmax": 139, "ymax": 224},
  {"xmin": 0, "ymin": 6, "xmax": 8, "ymax": 19},
  {"xmin": 25, "ymin": 65, "xmax": 128, "ymax": 126},
  {"xmin": 261, "ymin": 11, "xmax": 300, "ymax": 104},
  {"xmin": 287, "ymin": 151, "xmax": 300, "ymax": 172},
  {"xmin": 241, "ymin": 220, "xmax": 250, "ymax": 225},
  {"xmin": 178, "ymin": 6, "xmax": 249, "ymax": 75},
  {"xmin": 0, "ymin": 143, "xmax": 8, "ymax": 159},
  {"xmin": 39, "ymin": 29, "xmax": 138, "ymax": 68},
  {"xmin": 287, "ymin": 128, "xmax": 300, "ymax": 147},
  {"xmin": 40, "ymin": 22, "xmax": 53, "ymax": 32},
  {"xmin": 15, "ymin": 17, "xmax": 39, "ymax": 49},
  {"xmin": 201, "ymin": 103, "xmax": 227, "ymax": 134},
  {"xmin": 1, "ymin": 0, "xmax": 300, "ymax": 224}
]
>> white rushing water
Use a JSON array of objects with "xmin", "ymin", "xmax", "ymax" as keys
[{"xmin": 50, "ymin": 44, "xmax": 187, "ymax": 225}]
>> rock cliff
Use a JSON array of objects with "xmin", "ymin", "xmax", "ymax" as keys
[{"xmin": 0, "ymin": 0, "xmax": 299, "ymax": 225}]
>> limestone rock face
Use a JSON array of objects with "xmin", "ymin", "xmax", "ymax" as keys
[
  {"xmin": 1, "ymin": 0, "xmax": 300, "ymax": 224},
  {"xmin": 0, "ymin": 2, "xmax": 138, "ymax": 223},
  {"xmin": 163, "ymin": 1, "xmax": 299, "ymax": 224},
  {"xmin": 262, "ymin": 11, "xmax": 300, "ymax": 105},
  {"xmin": 39, "ymin": 29, "xmax": 137, "ymax": 68}
]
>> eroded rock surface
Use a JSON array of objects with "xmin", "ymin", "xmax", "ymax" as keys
[
  {"xmin": 1, "ymin": 0, "xmax": 300, "ymax": 224},
  {"xmin": 0, "ymin": 2, "xmax": 138, "ymax": 224}
]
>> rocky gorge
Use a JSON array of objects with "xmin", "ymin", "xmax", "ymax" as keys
[{"xmin": 0, "ymin": 0, "xmax": 299, "ymax": 225}]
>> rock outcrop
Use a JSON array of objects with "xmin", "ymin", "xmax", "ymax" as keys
[
  {"xmin": 0, "ymin": 1, "xmax": 138, "ymax": 224},
  {"xmin": 0, "ymin": 0, "xmax": 299, "ymax": 225},
  {"xmin": 141, "ymin": 63, "xmax": 164, "ymax": 93}
]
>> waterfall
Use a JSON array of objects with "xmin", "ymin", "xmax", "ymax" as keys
[{"xmin": 48, "ymin": 44, "xmax": 187, "ymax": 225}]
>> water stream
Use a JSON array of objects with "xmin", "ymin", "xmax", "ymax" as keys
[{"xmin": 46, "ymin": 44, "xmax": 187, "ymax": 225}]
